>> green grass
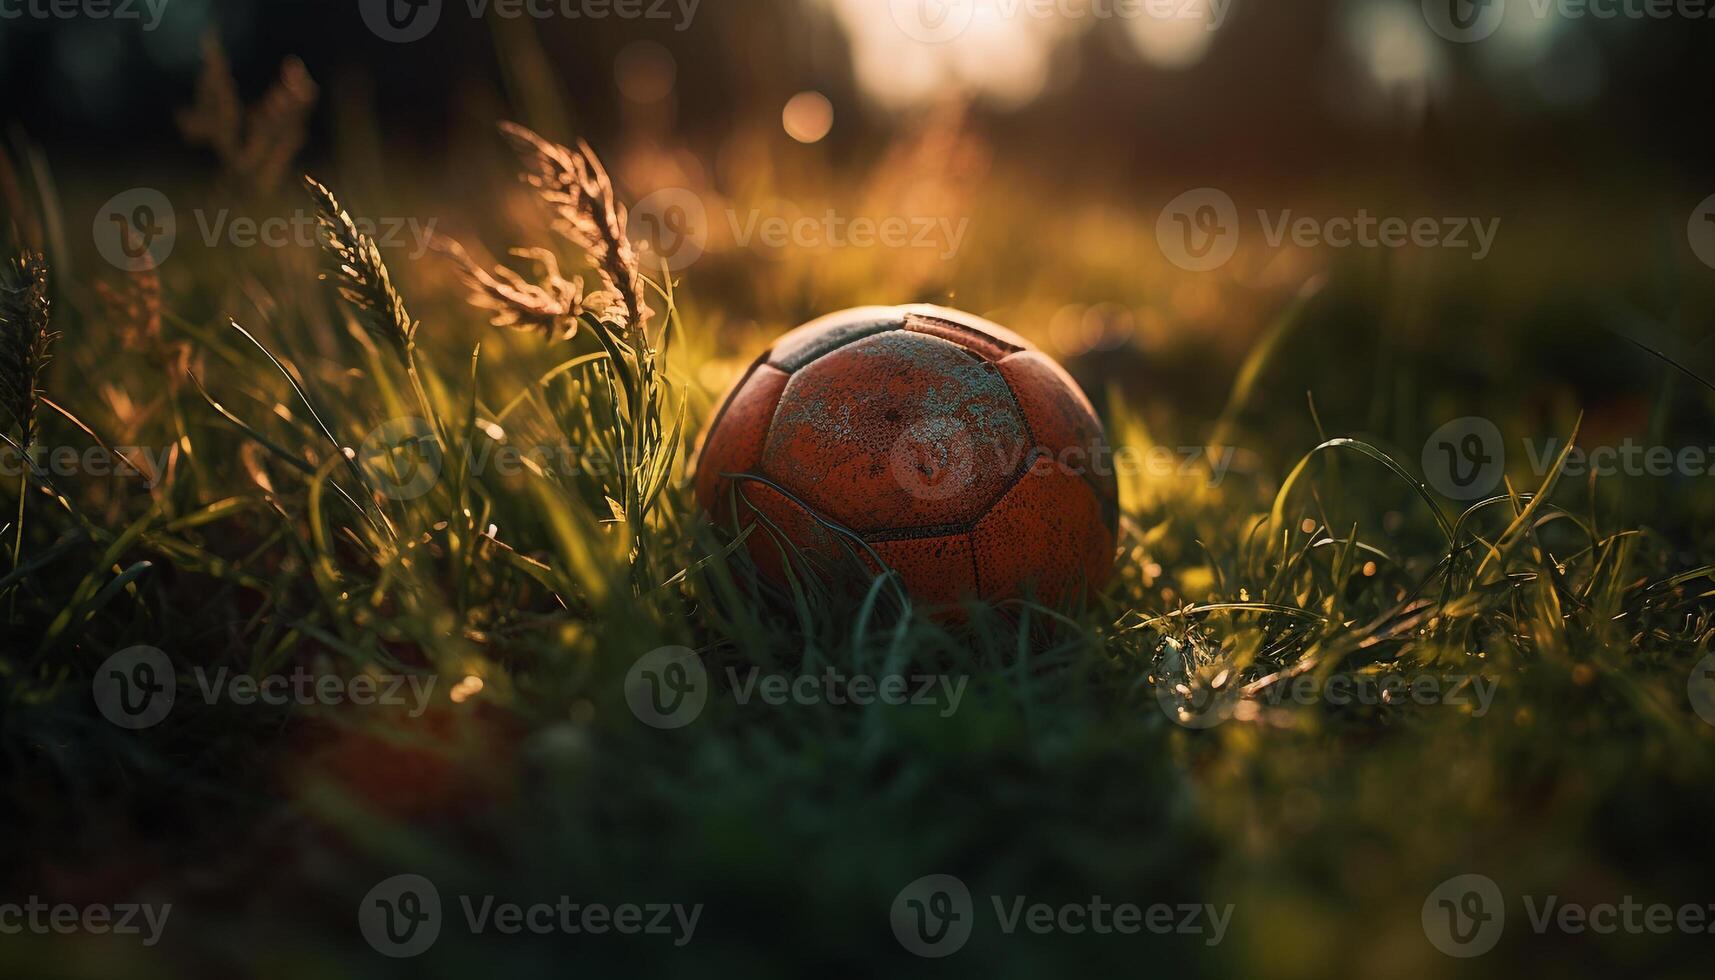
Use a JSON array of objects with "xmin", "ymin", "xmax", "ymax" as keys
[{"xmin": 3, "ymin": 101, "xmax": 1715, "ymax": 980}]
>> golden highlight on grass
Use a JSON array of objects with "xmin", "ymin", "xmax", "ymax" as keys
[
  {"xmin": 437, "ymin": 125, "xmax": 685, "ymax": 594},
  {"xmin": 434, "ymin": 237, "xmax": 589, "ymax": 341},
  {"xmin": 496, "ymin": 121, "xmax": 653, "ymax": 335},
  {"xmin": 304, "ymin": 175, "xmax": 418, "ymax": 356}
]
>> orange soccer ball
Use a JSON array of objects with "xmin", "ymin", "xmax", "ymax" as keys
[{"xmin": 694, "ymin": 305, "xmax": 1119, "ymax": 611}]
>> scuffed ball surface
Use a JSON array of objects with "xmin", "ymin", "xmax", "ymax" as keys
[{"xmin": 695, "ymin": 305, "xmax": 1119, "ymax": 609}]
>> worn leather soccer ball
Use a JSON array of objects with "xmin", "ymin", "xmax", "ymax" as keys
[{"xmin": 694, "ymin": 305, "xmax": 1119, "ymax": 610}]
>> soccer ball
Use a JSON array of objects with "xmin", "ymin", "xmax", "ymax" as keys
[{"xmin": 694, "ymin": 305, "xmax": 1119, "ymax": 610}]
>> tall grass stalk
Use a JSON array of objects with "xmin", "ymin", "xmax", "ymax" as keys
[
  {"xmin": 445, "ymin": 123, "xmax": 680, "ymax": 594},
  {"xmin": 0, "ymin": 251, "xmax": 52, "ymax": 615}
]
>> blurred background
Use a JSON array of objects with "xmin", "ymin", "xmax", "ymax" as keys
[{"xmin": 5, "ymin": 0, "xmax": 1713, "ymax": 526}]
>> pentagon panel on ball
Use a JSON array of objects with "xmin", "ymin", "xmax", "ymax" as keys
[{"xmin": 694, "ymin": 305, "xmax": 1119, "ymax": 613}]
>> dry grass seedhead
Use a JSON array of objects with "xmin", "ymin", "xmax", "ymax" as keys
[
  {"xmin": 179, "ymin": 31, "xmax": 319, "ymax": 195},
  {"xmin": 0, "ymin": 251, "xmax": 53, "ymax": 447},
  {"xmin": 497, "ymin": 122, "xmax": 653, "ymax": 336},
  {"xmin": 96, "ymin": 267, "xmax": 163, "ymax": 354},
  {"xmin": 435, "ymin": 236, "xmax": 589, "ymax": 341},
  {"xmin": 99, "ymin": 267, "xmax": 192, "ymax": 405},
  {"xmin": 305, "ymin": 176, "xmax": 417, "ymax": 355},
  {"xmin": 176, "ymin": 33, "xmax": 241, "ymax": 165},
  {"xmin": 243, "ymin": 57, "xmax": 319, "ymax": 194}
]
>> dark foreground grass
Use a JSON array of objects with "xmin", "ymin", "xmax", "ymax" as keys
[{"xmin": 3, "ymin": 98, "xmax": 1715, "ymax": 980}]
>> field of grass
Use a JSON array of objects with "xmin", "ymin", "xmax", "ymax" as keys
[{"xmin": 3, "ymin": 34, "xmax": 1715, "ymax": 979}]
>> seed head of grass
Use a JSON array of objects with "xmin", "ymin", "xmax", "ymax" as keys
[
  {"xmin": 96, "ymin": 266, "xmax": 163, "ymax": 355},
  {"xmin": 0, "ymin": 250, "xmax": 53, "ymax": 447},
  {"xmin": 179, "ymin": 31, "xmax": 318, "ymax": 195},
  {"xmin": 434, "ymin": 236, "xmax": 589, "ymax": 341},
  {"xmin": 496, "ymin": 121, "xmax": 652, "ymax": 338},
  {"xmin": 305, "ymin": 175, "xmax": 417, "ymax": 357}
]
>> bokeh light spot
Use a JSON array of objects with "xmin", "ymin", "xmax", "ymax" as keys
[{"xmin": 782, "ymin": 91, "xmax": 834, "ymax": 144}]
